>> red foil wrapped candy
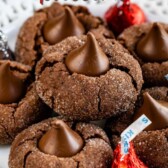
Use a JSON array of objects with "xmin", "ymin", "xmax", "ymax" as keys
[
  {"xmin": 105, "ymin": 0, "xmax": 146, "ymax": 35},
  {"xmin": 112, "ymin": 142, "xmax": 148, "ymax": 168}
]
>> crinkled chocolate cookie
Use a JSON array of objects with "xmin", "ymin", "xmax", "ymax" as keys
[
  {"xmin": 118, "ymin": 22, "xmax": 168, "ymax": 86},
  {"xmin": 15, "ymin": 2, "xmax": 114, "ymax": 70},
  {"xmin": 9, "ymin": 118, "xmax": 113, "ymax": 168},
  {"xmin": 133, "ymin": 128, "xmax": 168, "ymax": 168},
  {"xmin": 106, "ymin": 87, "xmax": 168, "ymax": 168},
  {"xmin": 35, "ymin": 33, "xmax": 143, "ymax": 121},
  {"xmin": 0, "ymin": 60, "xmax": 49, "ymax": 144}
]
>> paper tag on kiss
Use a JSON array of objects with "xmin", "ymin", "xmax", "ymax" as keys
[
  {"xmin": 165, "ymin": 74, "xmax": 168, "ymax": 80},
  {"xmin": 121, "ymin": 114, "xmax": 151, "ymax": 155}
]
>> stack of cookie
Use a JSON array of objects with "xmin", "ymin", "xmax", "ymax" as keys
[{"xmin": 0, "ymin": 2, "xmax": 167, "ymax": 168}]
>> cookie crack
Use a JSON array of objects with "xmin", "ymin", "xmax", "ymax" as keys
[
  {"xmin": 10, "ymin": 66, "xmax": 29, "ymax": 74},
  {"xmin": 34, "ymin": 23, "xmax": 45, "ymax": 59},
  {"xmin": 17, "ymin": 137, "xmax": 37, "ymax": 149},
  {"xmin": 23, "ymin": 151, "xmax": 32, "ymax": 168},
  {"xmin": 0, "ymin": 123, "xmax": 13, "ymax": 141},
  {"xmin": 9, "ymin": 104, "xmax": 19, "ymax": 128},
  {"xmin": 11, "ymin": 109, "xmax": 16, "ymax": 126},
  {"xmin": 88, "ymin": 133, "xmax": 111, "ymax": 145},
  {"xmin": 85, "ymin": 134, "xmax": 105, "ymax": 142},
  {"xmin": 71, "ymin": 122, "xmax": 78, "ymax": 130},
  {"xmin": 16, "ymin": 129, "xmax": 46, "ymax": 148},
  {"xmin": 97, "ymin": 87, "xmax": 102, "ymax": 113},
  {"xmin": 76, "ymin": 161, "xmax": 80, "ymax": 168},
  {"xmin": 73, "ymin": 158, "xmax": 80, "ymax": 168},
  {"xmin": 39, "ymin": 61, "xmax": 58, "ymax": 75},
  {"xmin": 51, "ymin": 95, "xmax": 55, "ymax": 110},
  {"xmin": 111, "ymin": 65, "xmax": 138, "ymax": 91},
  {"xmin": 29, "ymin": 21, "xmax": 46, "ymax": 74}
]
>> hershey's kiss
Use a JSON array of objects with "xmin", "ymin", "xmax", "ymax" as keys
[
  {"xmin": 38, "ymin": 120, "xmax": 84, "ymax": 157},
  {"xmin": 136, "ymin": 23, "xmax": 168, "ymax": 62},
  {"xmin": 0, "ymin": 62, "xmax": 24, "ymax": 104},
  {"xmin": 65, "ymin": 32, "xmax": 110, "ymax": 76},
  {"xmin": 43, "ymin": 7, "xmax": 85, "ymax": 45},
  {"xmin": 0, "ymin": 30, "xmax": 14, "ymax": 60},
  {"xmin": 134, "ymin": 92, "xmax": 168, "ymax": 131}
]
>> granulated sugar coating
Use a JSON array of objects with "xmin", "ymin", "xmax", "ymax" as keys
[
  {"xmin": 9, "ymin": 118, "xmax": 113, "ymax": 168},
  {"xmin": 35, "ymin": 35, "xmax": 143, "ymax": 121},
  {"xmin": 134, "ymin": 128, "xmax": 168, "ymax": 168}
]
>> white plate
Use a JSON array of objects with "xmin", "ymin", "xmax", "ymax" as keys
[
  {"xmin": 0, "ymin": 0, "xmax": 167, "ymax": 168},
  {"xmin": 0, "ymin": 145, "xmax": 10, "ymax": 168}
]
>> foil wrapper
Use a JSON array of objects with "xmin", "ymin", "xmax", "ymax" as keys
[
  {"xmin": 112, "ymin": 142, "xmax": 148, "ymax": 168},
  {"xmin": 0, "ymin": 30, "xmax": 14, "ymax": 60}
]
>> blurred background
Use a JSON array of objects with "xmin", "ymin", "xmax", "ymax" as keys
[
  {"xmin": 1, "ymin": 0, "xmax": 168, "ymax": 30},
  {"xmin": 0, "ymin": 0, "xmax": 168, "ymax": 51}
]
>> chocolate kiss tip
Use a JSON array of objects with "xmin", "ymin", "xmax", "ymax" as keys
[
  {"xmin": 0, "ymin": 62, "xmax": 10, "ymax": 77},
  {"xmin": 1, "ymin": 62, "xmax": 10, "ymax": 69},
  {"xmin": 143, "ymin": 92, "xmax": 151, "ymax": 99},
  {"xmin": 134, "ymin": 92, "xmax": 168, "ymax": 131},
  {"xmin": 153, "ymin": 22, "xmax": 160, "ymax": 27},
  {"xmin": 65, "ymin": 32, "xmax": 110, "ymax": 76},
  {"xmin": 38, "ymin": 120, "xmax": 84, "ymax": 157},
  {"xmin": 152, "ymin": 22, "xmax": 164, "ymax": 33},
  {"xmin": 53, "ymin": 119, "xmax": 68, "ymax": 129},
  {"xmin": 64, "ymin": 6, "xmax": 73, "ymax": 14},
  {"xmin": 87, "ymin": 32, "xmax": 97, "ymax": 42},
  {"xmin": 64, "ymin": 7, "xmax": 76, "ymax": 20}
]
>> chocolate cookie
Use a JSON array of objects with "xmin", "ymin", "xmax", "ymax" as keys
[
  {"xmin": 35, "ymin": 33, "xmax": 143, "ymax": 121},
  {"xmin": 106, "ymin": 87, "xmax": 168, "ymax": 168},
  {"xmin": 133, "ymin": 128, "xmax": 168, "ymax": 168},
  {"xmin": 0, "ymin": 60, "xmax": 49, "ymax": 144},
  {"xmin": 118, "ymin": 22, "xmax": 168, "ymax": 86},
  {"xmin": 15, "ymin": 2, "xmax": 114, "ymax": 70},
  {"xmin": 9, "ymin": 118, "xmax": 113, "ymax": 168}
]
